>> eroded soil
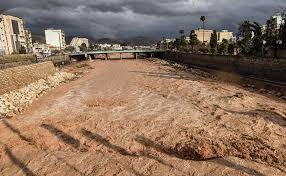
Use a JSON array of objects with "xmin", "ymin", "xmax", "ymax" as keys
[{"xmin": 1, "ymin": 59, "xmax": 286, "ymax": 176}]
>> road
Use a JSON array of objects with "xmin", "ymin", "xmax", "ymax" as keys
[{"xmin": 0, "ymin": 59, "xmax": 286, "ymax": 176}]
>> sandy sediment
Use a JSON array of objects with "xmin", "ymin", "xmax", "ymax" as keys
[{"xmin": 0, "ymin": 59, "xmax": 286, "ymax": 176}]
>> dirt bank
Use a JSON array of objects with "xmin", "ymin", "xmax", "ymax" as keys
[{"xmin": 0, "ymin": 59, "xmax": 286, "ymax": 176}]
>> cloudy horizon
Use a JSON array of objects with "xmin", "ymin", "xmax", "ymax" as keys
[{"xmin": 1, "ymin": 0, "xmax": 286, "ymax": 40}]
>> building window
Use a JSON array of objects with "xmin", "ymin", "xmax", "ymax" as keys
[{"xmin": 12, "ymin": 20, "xmax": 20, "ymax": 34}]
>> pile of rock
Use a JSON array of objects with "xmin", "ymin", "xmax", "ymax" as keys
[{"xmin": 0, "ymin": 72, "xmax": 75, "ymax": 118}]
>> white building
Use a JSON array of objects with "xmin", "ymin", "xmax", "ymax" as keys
[
  {"xmin": 0, "ymin": 14, "xmax": 33, "ymax": 55},
  {"xmin": 70, "ymin": 37, "xmax": 89, "ymax": 48},
  {"xmin": 111, "ymin": 44, "xmax": 122, "ymax": 50},
  {"xmin": 98, "ymin": 43, "xmax": 112, "ymax": 50},
  {"xmin": 160, "ymin": 38, "xmax": 176, "ymax": 44},
  {"xmin": 45, "ymin": 29, "xmax": 66, "ymax": 50},
  {"xmin": 70, "ymin": 37, "xmax": 89, "ymax": 51},
  {"xmin": 32, "ymin": 43, "xmax": 51, "ymax": 58}
]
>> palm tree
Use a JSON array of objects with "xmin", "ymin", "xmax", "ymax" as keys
[{"xmin": 200, "ymin": 16, "xmax": 206, "ymax": 43}]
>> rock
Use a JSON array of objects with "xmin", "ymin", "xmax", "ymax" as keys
[
  {"xmin": 259, "ymin": 88, "xmax": 267, "ymax": 93},
  {"xmin": 276, "ymin": 92, "xmax": 283, "ymax": 97},
  {"xmin": 0, "ymin": 72, "xmax": 75, "ymax": 116}
]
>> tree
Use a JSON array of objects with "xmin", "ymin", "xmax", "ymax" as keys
[
  {"xmin": 238, "ymin": 20, "xmax": 253, "ymax": 55},
  {"xmin": 79, "ymin": 43, "xmax": 88, "ymax": 52},
  {"xmin": 177, "ymin": 30, "xmax": 188, "ymax": 50},
  {"xmin": 168, "ymin": 41, "xmax": 175, "ymax": 50},
  {"xmin": 180, "ymin": 36, "xmax": 188, "ymax": 48},
  {"xmin": 264, "ymin": 18, "xmax": 277, "ymax": 52},
  {"xmin": 279, "ymin": 12, "xmax": 286, "ymax": 48},
  {"xmin": 64, "ymin": 46, "xmax": 76, "ymax": 53},
  {"xmin": 179, "ymin": 30, "xmax": 185, "ymax": 36},
  {"xmin": 237, "ymin": 20, "xmax": 267, "ymax": 56},
  {"xmin": 89, "ymin": 44, "xmax": 96, "ymax": 51},
  {"xmin": 51, "ymin": 49, "xmax": 61, "ymax": 55},
  {"xmin": 218, "ymin": 39, "xmax": 229, "ymax": 55},
  {"xmin": 189, "ymin": 30, "xmax": 200, "ymax": 52},
  {"xmin": 19, "ymin": 46, "xmax": 27, "ymax": 54},
  {"xmin": 251, "ymin": 22, "xmax": 264, "ymax": 56},
  {"xmin": 173, "ymin": 38, "xmax": 181, "ymax": 50},
  {"xmin": 210, "ymin": 30, "xmax": 218, "ymax": 53},
  {"xmin": 121, "ymin": 42, "xmax": 128, "ymax": 47},
  {"xmin": 159, "ymin": 38, "xmax": 171, "ymax": 50},
  {"xmin": 228, "ymin": 43, "xmax": 236, "ymax": 55}
]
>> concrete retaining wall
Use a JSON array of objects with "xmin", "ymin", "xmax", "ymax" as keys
[
  {"xmin": 0, "ymin": 54, "xmax": 37, "ymax": 69},
  {"xmin": 0, "ymin": 54, "xmax": 36, "ymax": 64},
  {"xmin": 0, "ymin": 61, "xmax": 56, "ymax": 95},
  {"xmin": 163, "ymin": 52, "xmax": 286, "ymax": 82},
  {"xmin": 0, "ymin": 60, "xmax": 34, "ymax": 70},
  {"xmin": 265, "ymin": 48, "xmax": 286, "ymax": 59},
  {"xmin": 41, "ymin": 55, "xmax": 71, "ymax": 66}
]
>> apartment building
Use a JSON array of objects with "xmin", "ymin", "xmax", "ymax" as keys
[
  {"xmin": 70, "ymin": 37, "xmax": 89, "ymax": 48},
  {"xmin": 217, "ymin": 30, "xmax": 234, "ymax": 43},
  {"xmin": 45, "ymin": 29, "xmax": 66, "ymax": 50},
  {"xmin": 0, "ymin": 15, "xmax": 33, "ymax": 55},
  {"xmin": 194, "ymin": 29, "xmax": 234, "ymax": 44},
  {"xmin": 194, "ymin": 29, "xmax": 214, "ymax": 44},
  {"xmin": 70, "ymin": 37, "xmax": 89, "ymax": 51},
  {"xmin": 32, "ymin": 43, "xmax": 51, "ymax": 58}
]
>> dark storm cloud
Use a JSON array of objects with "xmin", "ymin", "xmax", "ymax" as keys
[{"xmin": 1, "ymin": 0, "xmax": 285, "ymax": 39}]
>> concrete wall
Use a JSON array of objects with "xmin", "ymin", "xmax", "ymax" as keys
[
  {"xmin": 0, "ymin": 54, "xmax": 36, "ymax": 64},
  {"xmin": 43, "ymin": 55, "xmax": 71, "ymax": 66},
  {"xmin": 163, "ymin": 51, "xmax": 286, "ymax": 82},
  {"xmin": 0, "ymin": 54, "xmax": 37, "ymax": 69},
  {"xmin": 0, "ymin": 61, "xmax": 56, "ymax": 95},
  {"xmin": 265, "ymin": 48, "xmax": 286, "ymax": 59},
  {"xmin": 278, "ymin": 49, "xmax": 286, "ymax": 58},
  {"xmin": 0, "ymin": 60, "xmax": 34, "ymax": 69}
]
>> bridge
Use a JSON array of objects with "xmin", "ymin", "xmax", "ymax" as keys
[{"xmin": 69, "ymin": 50, "xmax": 166, "ymax": 60}]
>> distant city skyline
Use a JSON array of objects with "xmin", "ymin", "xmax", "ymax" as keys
[{"xmin": 1, "ymin": 0, "xmax": 285, "ymax": 39}]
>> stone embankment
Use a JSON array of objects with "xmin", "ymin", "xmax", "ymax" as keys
[
  {"xmin": 0, "ymin": 62, "xmax": 57, "ymax": 95},
  {"xmin": 0, "ymin": 61, "xmax": 76, "ymax": 118},
  {"xmin": 0, "ymin": 72, "xmax": 75, "ymax": 117}
]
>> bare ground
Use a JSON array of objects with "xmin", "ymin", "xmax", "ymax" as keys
[{"xmin": 1, "ymin": 59, "xmax": 286, "ymax": 176}]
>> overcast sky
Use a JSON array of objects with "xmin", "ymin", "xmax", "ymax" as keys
[{"xmin": 1, "ymin": 0, "xmax": 285, "ymax": 39}]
